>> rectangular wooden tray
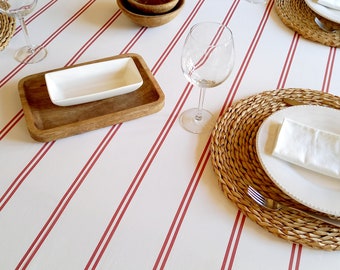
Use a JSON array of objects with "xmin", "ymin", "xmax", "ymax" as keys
[{"xmin": 18, "ymin": 53, "xmax": 165, "ymax": 142}]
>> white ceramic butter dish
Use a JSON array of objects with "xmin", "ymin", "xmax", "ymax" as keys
[{"xmin": 45, "ymin": 57, "xmax": 143, "ymax": 106}]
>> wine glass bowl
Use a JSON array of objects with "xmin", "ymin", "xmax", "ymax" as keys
[
  {"xmin": 3, "ymin": 0, "xmax": 36, "ymax": 16},
  {"xmin": 0, "ymin": 0, "xmax": 47, "ymax": 63},
  {"xmin": 180, "ymin": 22, "xmax": 234, "ymax": 133}
]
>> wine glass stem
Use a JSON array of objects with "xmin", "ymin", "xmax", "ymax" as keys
[
  {"xmin": 18, "ymin": 15, "xmax": 34, "ymax": 52},
  {"xmin": 195, "ymin": 87, "xmax": 206, "ymax": 121}
]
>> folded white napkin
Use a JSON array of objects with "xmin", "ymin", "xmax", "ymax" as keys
[
  {"xmin": 272, "ymin": 118, "xmax": 340, "ymax": 179},
  {"xmin": 317, "ymin": 0, "xmax": 340, "ymax": 11}
]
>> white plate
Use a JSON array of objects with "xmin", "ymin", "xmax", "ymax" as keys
[
  {"xmin": 256, "ymin": 105, "xmax": 340, "ymax": 215},
  {"xmin": 305, "ymin": 0, "xmax": 340, "ymax": 24},
  {"xmin": 45, "ymin": 57, "xmax": 143, "ymax": 106}
]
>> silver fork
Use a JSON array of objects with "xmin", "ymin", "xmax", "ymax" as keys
[
  {"xmin": 247, "ymin": 186, "xmax": 340, "ymax": 227},
  {"xmin": 315, "ymin": 17, "xmax": 340, "ymax": 33}
]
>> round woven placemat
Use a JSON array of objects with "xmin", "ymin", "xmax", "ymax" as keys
[
  {"xmin": 0, "ymin": 13, "xmax": 15, "ymax": 51},
  {"xmin": 275, "ymin": 0, "xmax": 340, "ymax": 47},
  {"xmin": 211, "ymin": 88, "xmax": 340, "ymax": 251}
]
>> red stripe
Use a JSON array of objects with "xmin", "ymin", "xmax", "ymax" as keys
[
  {"xmin": 190, "ymin": 0, "xmax": 240, "ymax": 72},
  {"xmin": 220, "ymin": 211, "xmax": 246, "ymax": 270},
  {"xmin": 152, "ymin": 0, "xmax": 204, "ymax": 74},
  {"xmin": 295, "ymin": 245, "xmax": 303, "ymax": 270},
  {"xmin": 40, "ymin": 0, "xmax": 96, "ymax": 49},
  {"xmin": 226, "ymin": 214, "xmax": 246, "ymax": 270},
  {"xmin": 288, "ymin": 244, "xmax": 303, "ymax": 270},
  {"xmin": 276, "ymin": 32, "xmax": 300, "ymax": 89},
  {"xmin": 0, "ymin": 62, "xmax": 27, "ymax": 88},
  {"xmin": 66, "ymin": 11, "xmax": 122, "ymax": 66},
  {"xmin": 121, "ymin": 27, "xmax": 148, "ymax": 54},
  {"xmin": 191, "ymin": 25, "xmax": 231, "ymax": 73},
  {"xmin": 195, "ymin": 0, "xmax": 239, "ymax": 69},
  {"xmin": 219, "ymin": 0, "xmax": 274, "ymax": 115},
  {"xmin": 0, "ymin": 110, "xmax": 24, "ymax": 140},
  {"xmin": 288, "ymin": 244, "xmax": 297, "ymax": 270},
  {"xmin": 0, "ymin": 141, "xmax": 55, "ymax": 211},
  {"xmin": 153, "ymin": 141, "xmax": 212, "ymax": 270},
  {"xmin": 322, "ymin": 47, "xmax": 337, "ymax": 92}
]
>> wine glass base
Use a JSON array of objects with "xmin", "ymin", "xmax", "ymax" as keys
[
  {"xmin": 14, "ymin": 45, "xmax": 47, "ymax": 64},
  {"xmin": 179, "ymin": 108, "xmax": 214, "ymax": 134}
]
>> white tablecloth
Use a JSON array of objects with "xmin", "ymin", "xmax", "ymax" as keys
[{"xmin": 1, "ymin": 0, "xmax": 340, "ymax": 269}]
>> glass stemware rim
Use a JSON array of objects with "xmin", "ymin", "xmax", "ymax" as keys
[
  {"xmin": 0, "ymin": 0, "xmax": 37, "ymax": 15},
  {"xmin": 188, "ymin": 21, "xmax": 233, "ymax": 47}
]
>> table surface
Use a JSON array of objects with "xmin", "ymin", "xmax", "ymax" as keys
[{"xmin": 2, "ymin": 0, "xmax": 340, "ymax": 269}]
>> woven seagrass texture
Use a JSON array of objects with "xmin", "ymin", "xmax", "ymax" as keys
[
  {"xmin": 0, "ymin": 13, "xmax": 15, "ymax": 51},
  {"xmin": 210, "ymin": 88, "xmax": 340, "ymax": 250},
  {"xmin": 275, "ymin": 0, "xmax": 340, "ymax": 47}
]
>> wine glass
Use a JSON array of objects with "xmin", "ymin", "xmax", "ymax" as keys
[
  {"xmin": 180, "ymin": 22, "xmax": 234, "ymax": 133},
  {"xmin": 0, "ymin": 0, "xmax": 47, "ymax": 63}
]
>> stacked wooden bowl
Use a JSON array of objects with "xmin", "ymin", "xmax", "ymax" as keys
[{"xmin": 117, "ymin": 0, "xmax": 184, "ymax": 27}]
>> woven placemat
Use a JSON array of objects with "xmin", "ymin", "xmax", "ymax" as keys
[
  {"xmin": 275, "ymin": 0, "xmax": 340, "ymax": 47},
  {"xmin": 0, "ymin": 12, "xmax": 15, "ymax": 51},
  {"xmin": 210, "ymin": 88, "xmax": 340, "ymax": 251}
]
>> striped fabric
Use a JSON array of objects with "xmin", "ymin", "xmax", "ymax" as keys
[{"xmin": 1, "ymin": 0, "xmax": 340, "ymax": 269}]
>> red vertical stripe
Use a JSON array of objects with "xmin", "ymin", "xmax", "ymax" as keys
[
  {"xmin": 0, "ymin": 110, "xmax": 24, "ymax": 141},
  {"xmin": 322, "ymin": 47, "xmax": 337, "ymax": 92},
  {"xmin": 276, "ymin": 32, "xmax": 300, "ymax": 89},
  {"xmin": 220, "ymin": 211, "xmax": 246, "ymax": 270}
]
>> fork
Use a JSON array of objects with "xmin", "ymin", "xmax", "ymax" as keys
[
  {"xmin": 314, "ymin": 17, "xmax": 340, "ymax": 33},
  {"xmin": 247, "ymin": 186, "xmax": 340, "ymax": 227}
]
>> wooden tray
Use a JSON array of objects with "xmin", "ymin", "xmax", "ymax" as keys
[{"xmin": 18, "ymin": 53, "xmax": 165, "ymax": 142}]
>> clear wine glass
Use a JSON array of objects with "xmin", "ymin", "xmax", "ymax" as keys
[
  {"xmin": 0, "ymin": 0, "xmax": 47, "ymax": 63},
  {"xmin": 180, "ymin": 22, "xmax": 235, "ymax": 133}
]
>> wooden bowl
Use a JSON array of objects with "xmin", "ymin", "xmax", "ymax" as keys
[
  {"xmin": 126, "ymin": 0, "xmax": 179, "ymax": 14},
  {"xmin": 117, "ymin": 0, "xmax": 184, "ymax": 27}
]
